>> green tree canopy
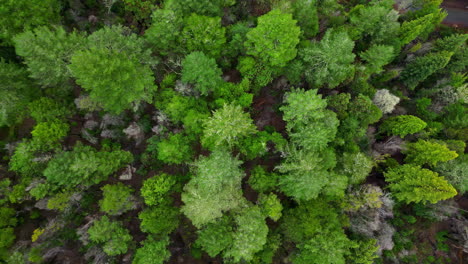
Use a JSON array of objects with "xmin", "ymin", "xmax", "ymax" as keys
[
  {"xmin": 381, "ymin": 115, "xmax": 427, "ymax": 137},
  {"xmin": 301, "ymin": 29, "xmax": 356, "ymax": 88},
  {"xmin": 384, "ymin": 164, "xmax": 457, "ymax": 204},
  {"xmin": 181, "ymin": 51, "xmax": 223, "ymax": 96},
  {"xmin": 245, "ymin": 9, "xmax": 301, "ymax": 68},
  {"xmin": 181, "ymin": 14, "xmax": 226, "ymax": 58},
  {"xmin": 133, "ymin": 237, "xmax": 171, "ymax": 264},
  {"xmin": 88, "ymin": 216, "xmax": 132, "ymax": 256},
  {"xmin": 99, "ymin": 183, "xmax": 135, "ymax": 216},
  {"xmin": 403, "ymin": 140, "xmax": 458, "ymax": 166}
]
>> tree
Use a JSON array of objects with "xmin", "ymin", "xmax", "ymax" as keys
[
  {"xmin": 201, "ymin": 104, "xmax": 257, "ymax": 150},
  {"xmin": 133, "ymin": 237, "xmax": 171, "ymax": 264},
  {"xmin": 43, "ymin": 144, "xmax": 133, "ymax": 187},
  {"xmin": 245, "ymin": 9, "xmax": 301, "ymax": 68},
  {"xmin": 432, "ymin": 34, "xmax": 468, "ymax": 53},
  {"xmin": 360, "ymin": 45, "xmax": 395, "ymax": 75},
  {"xmin": 348, "ymin": 0, "xmax": 400, "ymax": 46},
  {"xmin": 145, "ymin": 9, "xmax": 183, "ymax": 55},
  {"xmin": 0, "ymin": 60, "xmax": 37, "ymax": 127},
  {"xmin": 13, "ymin": 26, "xmax": 87, "ymax": 88},
  {"xmin": 181, "ymin": 14, "xmax": 226, "ymax": 59},
  {"xmin": 300, "ymin": 29, "xmax": 355, "ymax": 88},
  {"xmin": 156, "ymin": 133, "xmax": 194, "ymax": 164},
  {"xmin": 400, "ymin": 51, "xmax": 453, "ymax": 90},
  {"xmin": 434, "ymin": 154, "xmax": 468, "ymax": 193},
  {"xmin": 380, "ymin": 115, "xmax": 427, "ymax": 137},
  {"xmin": 181, "ymin": 149, "xmax": 245, "ymax": 227},
  {"xmin": 338, "ymin": 152, "xmax": 374, "ymax": 185},
  {"xmin": 0, "ymin": 0, "xmax": 60, "ymax": 45},
  {"xmin": 224, "ymin": 205, "xmax": 269, "ymax": 263},
  {"xmin": 280, "ymin": 89, "xmax": 338, "ymax": 151},
  {"xmin": 292, "ymin": 230, "xmax": 352, "ymax": 264},
  {"xmin": 277, "ymin": 147, "xmax": 345, "ymax": 201},
  {"xmin": 99, "ymin": 183, "xmax": 135, "ymax": 216},
  {"xmin": 30, "ymin": 121, "xmax": 69, "ymax": 151},
  {"xmin": 403, "ymin": 140, "xmax": 458, "ymax": 166},
  {"xmin": 139, "ymin": 203, "xmax": 179, "ymax": 236},
  {"xmin": 196, "ymin": 216, "xmax": 234, "ymax": 257},
  {"xmin": 28, "ymin": 97, "xmax": 71, "ymax": 123},
  {"xmin": 141, "ymin": 173, "xmax": 176, "ymax": 206},
  {"xmin": 69, "ymin": 26, "xmax": 157, "ymax": 113},
  {"xmin": 248, "ymin": 166, "xmax": 279, "ymax": 193},
  {"xmin": 346, "ymin": 239, "xmax": 379, "ymax": 264},
  {"xmin": 384, "ymin": 164, "xmax": 457, "ymax": 204},
  {"xmin": 348, "ymin": 94, "xmax": 383, "ymax": 127},
  {"xmin": 292, "ymin": 0, "xmax": 319, "ymax": 39},
  {"xmin": 181, "ymin": 52, "xmax": 223, "ymax": 96},
  {"xmin": 87, "ymin": 216, "xmax": 132, "ymax": 256},
  {"xmin": 399, "ymin": 13, "xmax": 435, "ymax": 45},
  {"xmin": 259, "ymin": 193, "xmax": 283, "ymax": 221},
  {"xmin": 372, "ymin": 89, "xmax": 400, "ymax": 114},
  {"xmin": 165, "ymin": 0, "xmax": 233, "ymax": 17}
]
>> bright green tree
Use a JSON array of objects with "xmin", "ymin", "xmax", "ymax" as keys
[
  {"xmin": 259, "ymin": 193, "xmax": 283, "ymax": 221},
  {"xmin": 432, "ymin": 34, "xmax": 468, "ymax": 53},
  {"xmin": 69, "ymin": 26, "xmax": 157, "ymax": 113},
  {"xmin": 301, "ymin": 29, "xmax": 355, "ymax": 88},
  {"xmin": 245, "ymin": 9, "xmax": 301, "ymax": 68},
  {"xmin": 30, "ymin": 121, "xmax": 69, "ymax": 151},
  {"xmin": 13, "ymin": 26, "xmax": 87, "ymax": 88},
  {"xmin": 181, "ymin": 14, "xmax": 226, "ymax": 59},
  {"xmin": 132, "ymin": 237, "xmax": 171, "ymax": 264},
  {"xmin": 165, "ymin": 0, "xmax": 233, "ymax": 17},
  {"xmin": 0, "ymin": 0, "xmax": 60, "ymax": 45},
  {"xmin": 384, "ymin": 164, "xmax": 457, "ymax": 204},
  {"xmin": 403, "ymin": 140, "xmax": 458, "ymax": 166},
  {"xmin": 201, "ymin": 104, "xmax": 257, "ymax": 150},
  {"xmin": 181, "ymin": 149, "xmax": 245, "ymax": 227},
  {"xmin": 181, "ymin": 52, "xmax": 223, "ymax": 96},
  {"xmin": 43, "ymin": 144, "xmax": 133, "ymax": 187},
  {"xmin": 99, "ymin": 183, "xmax": 135, "ymax": 216},
  {"xmin": 360, "ymin": 45, "xmax": 395, "ymax": 74},
  {"xmin": 88, "ymin": 216, "xmax": 132, "ymax": 256},
  {"xmin": 157, "ymin": 133, "xmax": 194, "ymax": 164},
  {"xmin": 196, "ymin": 216, "xmax": 233, "ymax": 257},
  {"xmin": 141, "ymin": 173, "xmax": 176, "ymax": 206},
  {"xmin": 380, "ymin": 115, "xmax": 427, "ymax": 137}
]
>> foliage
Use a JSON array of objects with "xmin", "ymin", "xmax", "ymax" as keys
[
  {"xmin": 384, "ymin": 164, "xmax": 457, "ymax": 204},
  {"xmin": 201, "ymin": 104, "xmax": 257, "ymax": 150},
  {"xmin": 28, "ymin": 97, "xmax": 71, "ymax": 123},
  {"xmin": 400, "ymin": 51, "xmax": 453, "ymax": 90},
  {"xmin": 156, "ymin": 133, "xmax": 194, "ymax": 164},
  {"xmin": 403, "ymin": 140, "xmax": 458, "ymax": 166},
  {"xmin": 181, "ymin": 14, "xmax": 226, "ymax": 59},
  {"xmin": 30, "ymin": 121, "xmax": 69, "ymax": 150},
  {"xmin": 434, "ymin": 154, "xmax": 468, "ymax": 193},
  {"xmin": 69, "ymin": 26, "xmax": 157, "ymax": 113},
  {"xmin": 181, "ymin": 149, "xmax": 245, "ymax": 227},
  {"xmin": 0, "ymin": 208, "xmax": 16, "ymax": 228},
  {"xmin": 292, "ymin": 0, "xmax": 319, "ymax": 39},
  {"xmin": 399, "ymin": 13, "xmax": 436, "ymax": 45},
  {"xmin": 196, "ymin": 216, "xmax": 233, "ymax": 257},
  {"xmin": 346, "ymin": 238, "xmax": 379, "ymax": 264},
  {"xmin": 281, "ymin": 89, "xmax": 338, "ymax": 151},
  {"xmin": 87, "ymin": 216, "xmax": 132, "ymax": 256},
  {"xmin": 301, "ymin": 29, "xmax": 355, "ymax": 88},
  {"xmin": 245, "ymin": 9, "xmax": 301, "ymax": 68},
  {"xmin": 47, "ymin": 192, "xmax": 72, "ymax": 211},
  {"xmin": 13, "ymin": 26, "xmax": 87, "ymax": 88},
  {"xmin": 9, "ymin": 140, "xmax": 44, "ymax": 177},
  {"xmin": 43, "ymin": 144, "xmax": 133, "ymax": 187},
  {"xmin": 165, "ymin": 0, "xmax": 233, "ymax": 17},
  {"xmin": 141, "ymin": 173, "xmax": 176, "ymax": 206},
  {"xmin": 338, "ymin": 152, "xmax": 373, "ymax": 185},
  {"xmin": 372, "ymin": 89, "xmax": 400, "ymax": 114},
  {"xmin": 99, "ymin": 183, "xmax": 134, "ymax": 215},
  {"xmin": 0, "ymin": 227, "xmax": 15, "ymax": 249},
  {"xmin": 138, "ymin": 203, "xmax": 179, "ymax": 236},
  {"xmin": 145, "ymin": 9, "xmax": 183, "ymax": 56},
  {"xmin": 348, "ymin": 94, "xmax": 383, "ymax": 126},
  {"xmin": 259, "ymin": 193, "xmax": 283, "ymax": 221},
  {"xmin": 0, "ymin": 0, "xmax": 60, "ymax": 45},
  {"xmin": 0, "ymin": 60, "xmax": 36, "ymax": 127},
  {"xmin": 248, "ymin": 166, "xmax": 279, "ymax": 193},
  {"xmin": 381, "ymin": 115, "xmax": 427, "ymax": 137},
  {"xmin": 181, "ymin": 52, "xmax": 223, "ymax": 96},
  {"xmin": 132, "ymin": 237, "xmax": 171, "ymax": 264},
  {"xmin": 432, "ymin": 34, "xmax": 468, "ymax": 53},
  {"xmin": 360, "ymin": 45, "xmax": 395, "ymax": 74}
]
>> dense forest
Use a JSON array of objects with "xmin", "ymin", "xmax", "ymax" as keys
[{"xmin": 0, "ymin": 0, "xmax": 467, "ymax": 263}]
